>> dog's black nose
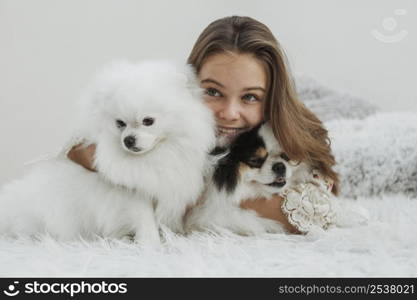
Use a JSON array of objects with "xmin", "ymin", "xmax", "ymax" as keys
[
  {"xmin": 272, "ymin": 162, "xmax": 286, "ymax": 175},
  {"xmin": 124, "ymin": 136, "xmax": 136, "ymax": 148}
]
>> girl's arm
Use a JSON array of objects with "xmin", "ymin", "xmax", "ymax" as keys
[
  {"xmin": 67, "ymin": 144, "xmax": 97, "ymax": 172},
  {"xmin": 240, "ymin": 196, "xmax": 301, "ymax": 233}
]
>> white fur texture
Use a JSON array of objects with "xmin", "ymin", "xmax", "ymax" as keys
[
  {"xmin": 0, "ymin": 60, "xmax": 216, "ymax": 244},
  {"xmin": 0, "ymin": 195, "xmax": 415, "ymax": 277}
]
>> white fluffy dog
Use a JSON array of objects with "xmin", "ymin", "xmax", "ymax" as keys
[{"xmin": 0, "ymin": 60, "xmax": 216, "ymax": 245}]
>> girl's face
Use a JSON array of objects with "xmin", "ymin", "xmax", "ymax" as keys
[{"xmin": 198, "ymin": 52, "xmax": 267, "ymax": 147}]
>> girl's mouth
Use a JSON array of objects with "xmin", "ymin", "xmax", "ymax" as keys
[{"xmin": 216, "ymin": 126, "xmax": 247, "ymax": 137}]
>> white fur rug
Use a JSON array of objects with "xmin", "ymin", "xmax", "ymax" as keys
[{"xmin": 0, "ymin": 195, "xmax": 416, "ymax": 277}]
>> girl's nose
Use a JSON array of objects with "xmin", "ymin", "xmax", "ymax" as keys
[{"xmin": 218, "ymin": 99, "xmax": 240, "ymax": 121}]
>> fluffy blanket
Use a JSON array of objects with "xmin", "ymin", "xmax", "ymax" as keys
[
  {"xmin": 0, "ymin": 195, "xmax": 415, "ymax": 277},
  {"xmin": 1, "ymin": 76, "xmax": 416, "ymax": 277}
]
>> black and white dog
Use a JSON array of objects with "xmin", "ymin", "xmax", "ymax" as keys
[{"xmin": 185, "ymin": 122, "xmax": 312, "ymax": 235}]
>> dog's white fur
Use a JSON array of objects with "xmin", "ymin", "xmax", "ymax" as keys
[
  {"xmin": 0, "ymin": 60, "xmax": 216, "ymax": 245},
  {"xmin": 185, "ymin": 123, "xmax": 312, "ymax": 235}
]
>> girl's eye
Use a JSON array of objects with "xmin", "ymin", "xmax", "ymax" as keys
[
  {"xmin": 116, "ymin": 119, "xmax": 126, "ymax": 129},
  {"xmin": 280, "ymin": 153, "xmax": 290, "ymax": 161},
  {"xmin": 142, "ymin": 117, "xmax": 155, "ymax": 126},
  {"xmin": 205, "ymin": 88, "xmax": 222, "ymax": 97},
  {"xmin": 242, "ymin": 94, "xmax": 260, "ymax": 102}
]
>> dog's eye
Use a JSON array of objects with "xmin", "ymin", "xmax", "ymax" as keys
[
  {"xmin": 280, "ymin": 153, "xmax": 290, "ymax": 161},
  {"xmin": 142, "ymin": 117, "xmax": 154, "ymax": 126},
  {"xmin": 116, "ymin": 119, "xmax": 126, "ymax": 129},
  {"xmin": 247, "ymin": 157, "xmax": 265, "ymax": 168}
]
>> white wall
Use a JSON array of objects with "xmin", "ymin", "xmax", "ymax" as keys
[{"xmin": 1, "ymin": 0, "xmax": 416, "ymax": 184}]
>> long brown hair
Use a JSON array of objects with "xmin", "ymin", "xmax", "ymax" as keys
[{"xmin": 187, "ymin": 16, "xmax": 339, "ymax": 195}]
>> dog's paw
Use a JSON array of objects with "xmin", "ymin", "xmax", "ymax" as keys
[{"xmin": 257, "ymin": 218, "xmax": 285, "ymax": 234}]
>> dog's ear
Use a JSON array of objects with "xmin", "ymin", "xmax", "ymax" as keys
[
  {"xmin": 73, "ymin": 60, "xmax": 135, "ymax": 140},
  {"xmin": 185, "ymin": 64, "xmax": 203, "ymax": 99},
  {"xmin": 85, "ymin": 60, "xmax": 134, "ymax": 106},
  {"xmin": 162, "ymin": 61, "xmax": 203, "ymax": 99},
  {"xmin": 176, "ymin": 63, "xmax": 203, "ymax": 99}
]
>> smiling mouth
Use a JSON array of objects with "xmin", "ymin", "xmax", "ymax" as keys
[
  {"xmin": 216, "ymin": 126, "xmax": 248, "ymax": 137},
  {"xmin": 266, "ymin": 177, "xmax": 286, "ymax": 188}
]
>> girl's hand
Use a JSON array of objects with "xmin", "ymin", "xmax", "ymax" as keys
[
  {"xmin": 240, "ymin": 195, "xmax": 300, "ymax": 234},
  {"xmin": 67, "ymin": 144, "xmax": 97, "ymax": 172}
]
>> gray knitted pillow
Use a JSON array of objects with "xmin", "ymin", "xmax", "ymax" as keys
[
  {"xmin": 326, "ymin": 112, "xmax": 417, "ymax": 198},
  {"xmin": 294, "ymin": 75, "xmax": 379, "ymax": 122}
]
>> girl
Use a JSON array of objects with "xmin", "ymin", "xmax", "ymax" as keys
[{"xmin": 68, "ymin": 16, "xmax": 339, "ymax": 234}]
